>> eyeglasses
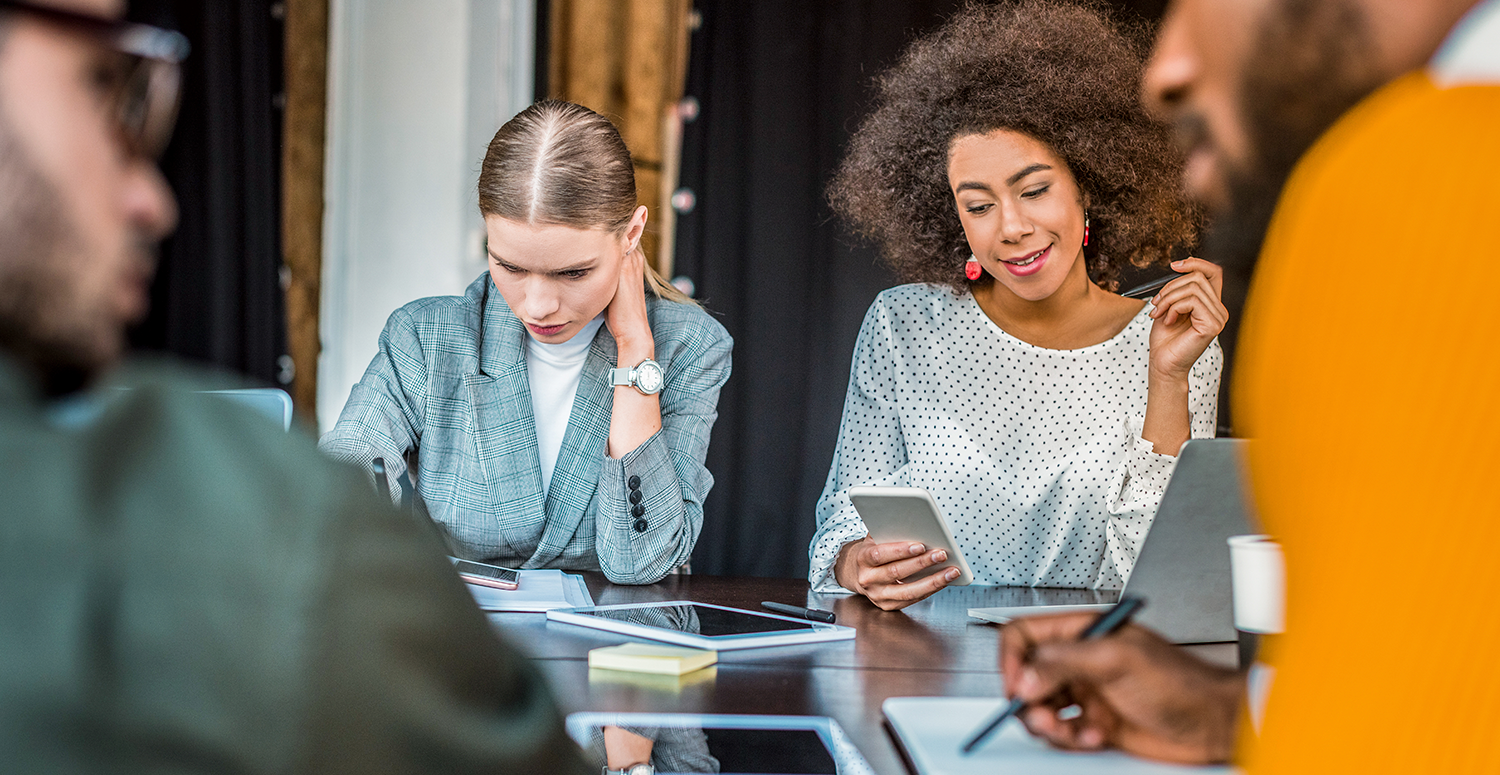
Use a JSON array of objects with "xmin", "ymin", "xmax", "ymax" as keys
[{"xmin": 0, "ymin": 0, "xmax": 190, "ymax": 158}]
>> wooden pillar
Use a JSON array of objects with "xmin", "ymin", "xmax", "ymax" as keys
[
  {"xmin": 281, "ymin": 0, "xmax": 329, "ymax": 422},
  {"xmin": 549, "ymin": 0, "xmax": 693, "ymax": 278}
]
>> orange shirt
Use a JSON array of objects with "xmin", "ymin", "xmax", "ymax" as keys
[{"xmin": 1236, "ymin": 72, "xmax": 1500, "ymax": 772}]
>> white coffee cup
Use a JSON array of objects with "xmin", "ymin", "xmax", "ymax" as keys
[{"xmin": 1227, "ymin": 534, "xmax": 1285, "ymax": 635}]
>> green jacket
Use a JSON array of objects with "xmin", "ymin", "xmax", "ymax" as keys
[{"xmin": 0, "ymin": 358, "xmax": 589, "ymax": 774}]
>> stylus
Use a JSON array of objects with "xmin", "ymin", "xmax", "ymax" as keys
[
  {"xmin": 1120, "ymin": 271, "xmax": 1187, "ymax": 299},
  {"xmin": 760, "ymin": 601, "xmax": 836, "ymax": 624},
  {"xmin": 372, "ymin": 457, "xmax": 391, "ymax": 502},
  {"xmin": 959, "ymin": 596, "xmax": 1147, "ymax": 755}
]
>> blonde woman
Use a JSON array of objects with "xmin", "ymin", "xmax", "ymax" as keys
[{"xmin": 321, "ymin": 101, "xmax": 733, "ymax": 585}]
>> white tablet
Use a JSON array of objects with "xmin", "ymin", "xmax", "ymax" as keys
[
  {"xmin": 849, "ymin": 486, "xmax": 975, "ymax": 585},
  {"xmin": 546, "ymin": 601, "xmax": 855, "ymax": 650},
  {"xmin": 566, "ymin": 712, "xmax": 876, "ymax": 775}
]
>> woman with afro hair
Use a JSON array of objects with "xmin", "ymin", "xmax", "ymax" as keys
[{"xmin": 811, "ymin": 0, "xmax": 1225, "ymax": 610}]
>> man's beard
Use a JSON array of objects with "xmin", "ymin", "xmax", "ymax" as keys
[
  {"xmin": 0, "ymin": 114, "xmax": 116, "ymax": 395},
  {"xmin": 1205, "ymin": 0, "xmax": 1384, "ymax": 284}
]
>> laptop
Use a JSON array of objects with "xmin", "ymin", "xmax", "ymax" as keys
[{"xmin": 967, "ymin": 438, "xmax": 1256, "ymax": 643}]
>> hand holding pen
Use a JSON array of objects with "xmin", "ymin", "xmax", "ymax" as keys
[
  {"xmin": 1120, "ymin": 272, "xmax": 1187, "ymax": 300},
  {"xmin": 989, "ymin": 596, "xmax": 1243, "ymax": 764},
  {"xmin": 1141, "ymin": 258, "xmax": 1227, "ymax": 381},
  {"xmin": 963, "ymin": 597, "xmax": 1145, "ymax": 754}
]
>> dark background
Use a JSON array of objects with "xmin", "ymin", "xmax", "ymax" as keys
[
  {"xmin": 135, "ymin": 0, "xmax": 1228, "ymax": 582},
  {"xmin": 126, "ymin": 0, "xmax": 288, "ymax": 388}
]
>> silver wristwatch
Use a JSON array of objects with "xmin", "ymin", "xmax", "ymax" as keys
[
  {"xmin": 609, "ymin": 358, "xmax": 665, "ymax": 395},
  {"xmin": 602, "ymin": 764, "xmax": 653, "ymax": 775}
]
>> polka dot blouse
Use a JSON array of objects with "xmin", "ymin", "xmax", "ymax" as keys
[{"xmin": 809, "ymin": 284, "xmax": 1222, "ymax": 592}]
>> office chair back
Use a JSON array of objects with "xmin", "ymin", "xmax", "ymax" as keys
[{"xmin": 202, "ymin": 388, "xmax": 294, "ymax": 432}]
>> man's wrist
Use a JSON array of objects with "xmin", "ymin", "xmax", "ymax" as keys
[{"xmin": 1202, "ymin": 666, "xmax": 1250, "ymax": 761}]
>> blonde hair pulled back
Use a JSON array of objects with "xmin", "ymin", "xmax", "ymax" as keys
[{"xmin": 478, "ymin": 99, "xmax": 693, "ymax": 305}]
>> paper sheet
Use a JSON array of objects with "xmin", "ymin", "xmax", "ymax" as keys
[
  {"xmin": 883, "ymin": 697, "xmax": 1235, "ymax": 775},
  {"xmin": 466, "ymin": 568, "xmax": 595, "ymax": 612}
]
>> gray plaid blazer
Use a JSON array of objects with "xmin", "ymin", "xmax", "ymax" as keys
[{"xmin": 320, "ymin": 273, "xmax": 733, "ymax": 584}]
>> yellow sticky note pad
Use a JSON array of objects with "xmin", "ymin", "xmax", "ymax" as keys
[
  {"xmin": 588, "ymin": 666, "xmax": 717, "ymax": 693},
  {"xmin": 587, "ymin": 642, "xmax": 718, "ymax": 675}
]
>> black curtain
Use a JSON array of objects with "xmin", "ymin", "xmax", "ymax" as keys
[
  {"xmin": 678, "ymin": 1, "xmax": 1176, "ymax": 579},
  {"xmin": 126, "ymin": 1, "xmax": 287, "ymax": 388},
  {"xmin": 675, "ymin": 1, "xmax": 960, "ymax": 578}
]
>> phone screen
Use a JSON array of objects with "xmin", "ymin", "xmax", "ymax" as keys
[{"xmin": 454, "ymin": 560, "xmax": 519, "ymax": 588}]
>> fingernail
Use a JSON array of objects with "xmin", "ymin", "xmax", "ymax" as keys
[
  {"xmin": 931, "ymin": 550, "xmax": 947, "ymax": 562},
  {"xmin": 1080, "ymin": 728, "xmax": 1105, "ymax": 748},
  {"xmin": 909, "ymin": 543, "xmax": 925, "ymax": 554},
  {"xmin": 945, "ymin": 568, "xmax": 960, "ymax": 581}
]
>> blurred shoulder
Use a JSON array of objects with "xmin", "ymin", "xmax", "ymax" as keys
[{"xmin": 101, "ymin": 361, "xmax": 377, "ymax": 530}]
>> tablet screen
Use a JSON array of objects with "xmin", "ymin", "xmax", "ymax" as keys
[
  {"xmin": 574, "ymin": 603, "xmax": 817, "ymax": 638},
  {"xmin": 581, "ymin": 725, "xmax": 836, "ymax": 774}
]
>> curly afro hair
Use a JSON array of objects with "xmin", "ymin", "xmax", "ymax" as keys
[{"xmin": 829, "ymin": 0, "xmax": 1198, "ymax": 292}]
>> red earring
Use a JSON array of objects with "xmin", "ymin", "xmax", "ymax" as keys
[
  {"xmin": 965, "ymin": 255, "xmax": 982, "ymax": 280},
  {"xmin": 1083, "ymin": 214, "xmax": 1090, "ymax": 247}
]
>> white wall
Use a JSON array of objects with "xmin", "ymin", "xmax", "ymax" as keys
[{"xmin": 319, "ymin": 0, "xmax": 535, "ymax": 433}]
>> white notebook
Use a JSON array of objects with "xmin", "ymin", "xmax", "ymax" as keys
[
  {"xmin": 883, "ymin": 697, "xmax": 1234, "ymax": 775},
  {"xmin": 466, "ymin": 569, "xmax": 594, "ymax": 612}
]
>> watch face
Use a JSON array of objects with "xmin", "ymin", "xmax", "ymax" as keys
[
  {"xmin": 635, "ymin": 361, "xmax": 664, "ymax": 393},
  {"xmin": 626, "ymin": 765, "xmax": 654, "ymax": 775}
]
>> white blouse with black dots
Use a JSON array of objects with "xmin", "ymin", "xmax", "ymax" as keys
[{"xmin": 810, "ymin": 283, "xmax": 1222, "ymax": 593}]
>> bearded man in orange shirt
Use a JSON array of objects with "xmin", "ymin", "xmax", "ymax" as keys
[{"xmin": 999, "ymin": 0, "xmax": 1500, "ymax": 771}]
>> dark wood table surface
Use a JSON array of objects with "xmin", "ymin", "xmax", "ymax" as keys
[{"xmin": 487, "ymin": 573, "xmax": 1235, "ymax": 775}]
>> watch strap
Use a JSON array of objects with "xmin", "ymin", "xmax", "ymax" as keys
[
  {"xmin": 602, "ymin": 765, "xmax": 653, "ymax": 775},
  {"xmin": 609, "ymin": 366, "xmax": 634, "ymax": 386}
]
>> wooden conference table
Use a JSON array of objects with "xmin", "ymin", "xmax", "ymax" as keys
[{"xmin": 487, "ymin": 573, "xmax": 1236, "ymax": 775}]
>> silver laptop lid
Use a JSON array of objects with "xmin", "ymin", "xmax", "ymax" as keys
[{"xmin": 1126, "ymin": 438, "xmax": 1257, "ymax": 643}]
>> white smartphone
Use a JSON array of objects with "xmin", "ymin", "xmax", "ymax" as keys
[
  {"xmin": 848, "ymin": 486, "xmax": 974, "ymax": 585},
  {"xmin": 454, "ymin": 559, "xmax": 520, "ymax": 590}
]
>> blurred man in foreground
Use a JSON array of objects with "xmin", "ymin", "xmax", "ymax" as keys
[
  {"xmin": 1000, "ymin": 0, "xmax": 1500, "ymax": 770},
  {"xmin": 0, "ymin": 1, "xmax": 587, "ymax": 771}
]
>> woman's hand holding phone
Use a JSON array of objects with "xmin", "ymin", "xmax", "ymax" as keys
[{"xmin": 834, "ymin": 537, "xmax": 962, "ymax": 611}]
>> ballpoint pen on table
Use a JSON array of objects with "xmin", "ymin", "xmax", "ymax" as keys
[
  {"xmin": 760, "ymin": 601, "xmax": 837, "ymax": 623},
  {"xmin": 960, "ymin": 595, "xmax": 1147, "ymax": 755}
]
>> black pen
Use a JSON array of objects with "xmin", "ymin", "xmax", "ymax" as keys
[
  {"xmin": 372, "ymin": 457, "xmax": 391, "ymax": 502},
  {"xmin": 761, "ymin": 601, "xmax": 836, "ymax": 624},
  {"xmin": 960, "ymin": 596, "xmax": 1147, "ymax": 755},
  {"xmin": 1120, "ymin": 272, "xmax": 1187, "ymax": 300}
]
